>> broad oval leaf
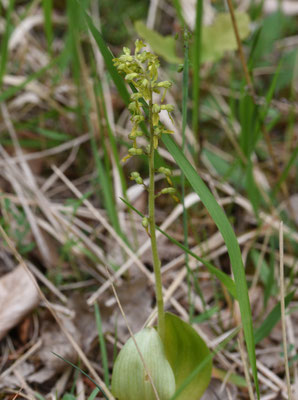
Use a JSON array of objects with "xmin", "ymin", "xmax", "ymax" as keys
[
  {"xmin": 112, "ymin": 327, "xmax": 175, "ymax": 400},
  {"xmin": 163, "ymin": 312, "xmax": 212, "ymax": 400},
  {"xmin": 135, "ymin": 21, "xmax": 182, "ymax": 64},
  {"xmin": 201, "ymin": 12, "xmax": 250, "ymax": 63}
]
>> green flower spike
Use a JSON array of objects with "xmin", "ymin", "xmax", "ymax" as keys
[{"xmin": 112, "ymin": 328, "xmax": 175, "ymax": 400}]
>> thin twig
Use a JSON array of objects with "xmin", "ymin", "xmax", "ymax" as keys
[{"xmin": 279, "ymin": 221, "xmax": 293, "ymax": 400}]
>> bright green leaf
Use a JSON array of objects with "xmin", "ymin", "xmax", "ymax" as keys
[
  {"xmin": 135, "ymin": 21, "xmax": 182, "ymax": 64},
  {"xmin": 112, "ymin": 328, "xmax": 175, "ymax": 400},
  {"xmin": 201, "ymin": 12, "xmax": 250, "ymax": 63},
  {"xmin": 164, "ymin": 312, "xmax": 212, "ymax": 400},
  {"xmin": 162, "ymin": 135, "xmax": 259, "ymax": 397}
]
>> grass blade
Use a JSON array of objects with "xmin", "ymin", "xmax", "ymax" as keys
[
  {"xmin": 94, "ymin": 303, "xmax": 110, "ymax": 388},
  {"xmin": 181, "ymin": 30, "xmax": 192, "ymax": 318},
  {"xmin": 172, "ymin": 0, "xmax": 185, "ymax": 27},
  {"xmin": 82, "ymin": 9, "xmax": 130, "ymax": 106},
  {"xmin": 0, "ymin": 57, "xmax": 60, "ymax": 103},
  {"xmin": 42, "ymin": 0, "xmax": 53, "ymax": 54},
  {"xmin": 162, "ymin": 134, "xmax": 259, "ymax": 396},
  {"xmin": 254, "ymin": 290, "xmax": 295, "ymax": 345},
  {"xmin": 52, "ymin": 352, "xmax": 109, "ymax": 400},
  {"xmin": 120, "ymin": 197, "xmax": 237, "ymax": 298},
  {"xmin": 191, "ymin": 0, "xmax": 203, "ymax": 141},
  {"xmin": 0, "ymin": 0, "xmax": 15, "ymax": 87},
  {"xmin": 87, "ymin": 388, "xmax": 100, "ymax": 400}
]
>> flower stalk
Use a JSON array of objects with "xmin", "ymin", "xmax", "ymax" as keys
[
  {"xmin": 148, "ymin": 95, "xmax": 165, "ymax": 339},
  {"xmin": 113, "ymin": 40, "xmax": 175, "ymax": 339}
]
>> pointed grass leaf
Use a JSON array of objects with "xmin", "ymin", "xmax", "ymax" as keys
[
  {"xmin": 254, "ymin": 290, "xmax": 295, "ymax": 345},
  {"xmin": 120, "ymin": 197, "xmax": 237, "ymax": 299},
  {"xmin": 164, "ymin": 312, "xmax": 212, "ymax": 400},
  {"xmin": 51, "ymin": 352, "xmax": 109, "ymax": 400},
  {"xmin": 82, "ymin": 10, "xmax": 130, "ymax": 105},
  {"xmin": 111, "ymin": 328, "xmax": 175, "ymax": 400},
  {"xmin": 87, "ymin": 388, "xmax": 100, "ymax": 400},
  {"xmin": 162, "ymin": 135, "xmax": 259, "ymax": 397}
]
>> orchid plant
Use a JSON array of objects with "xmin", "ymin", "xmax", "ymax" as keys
[{"xmin": 111, "ymin": 40, "xmax": 212, "ymax": 400}]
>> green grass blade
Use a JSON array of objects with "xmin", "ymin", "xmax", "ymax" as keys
[
  {"xmin": 0, "ymin": 57, "xmax": 60, "ymax": 103},
  {"xmin": 254, "ymin": 290, "xmax": 295, "ymax": 344},
  {"xmin": 94, "ymin": 77, "xmax": 127, "ymax": 194},
  {"xmin": 82, "ymin": 9, "xmax": 130, "ymax": 105},
  {"xmin": 0, "ymin": 0, "xmax": 15, "ymax": 87},
  {"xmin": 172, "ymin": 0, "xmax": 185, "ymax": 27},
  {"xmin": 94, "ymin": 303, "xmax": 110, "ymax": 388},
  {"xmin": 84, "ymin": 99, "xmax": 122, "ymax": 237},
  {"xmin": 87, "ymin": 388, "xmax": 100, "ymax": 400},
  {"xmin": 273, "ymin": 146, "xmax": 298, "ymax": 196},
  {"xmin": 42, "ymin": 0, "xmax": 53, "ymax": 54},
  {"xmin": 181, "ymin": 30, "xmax": 192, "ymax": 318},
  {"xmin": 51, "ymin": 352, "xmax": 109, "ymax": 400},
  {"xmin": 120, "ymin": 197, "xmax": 237, "ymax": 298},
  {"xmin": 191, "ymin": 0, "xmax": 203, "ymax": 139},
  {"xmin": 162, "ymin": 134, "xmax": 259, "ymax": 396}
]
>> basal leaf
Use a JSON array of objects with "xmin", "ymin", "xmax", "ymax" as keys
[
  {"xmin": 201, "ymin": 12, "xmax": 250, "ymax": 63},
  {"xmin": 164, "ymin": 312, "xmax": 212, "ymax": 400}
]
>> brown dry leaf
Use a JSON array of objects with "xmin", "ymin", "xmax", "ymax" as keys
[
  {"xmin": 38, "ymin": 316, "xmax": 80, "ymax": 371},
  {"xmin": 201, "ymin": 379, "xmax": 238, "ymax": 400},
  {"xmin": 107, "ymin": 273, "xmax": 153, "ymax": 341},
  {"xmin": 0, "ymin": 265, "xmax": 39, "ymax": 340}
]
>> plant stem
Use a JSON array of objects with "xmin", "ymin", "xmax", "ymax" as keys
[{"xmin": 148, "ymin": 96, "xmax": 165, "ymax": 340}]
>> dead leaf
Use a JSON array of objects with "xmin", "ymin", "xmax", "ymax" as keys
[
  {"xmin": 38, "ymin": 316, "xmax": 80, "ymax": 371},
  {"xmin": 201, "ymin": 379, "xmax": 238, "ymax": 400},
  {"xmin": 0, "ymin": 265, "xmax": 39, "ymax": 340}
]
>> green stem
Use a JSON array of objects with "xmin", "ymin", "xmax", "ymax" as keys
[{"xmin": 148, "ymin": 96, "xmax": 165, "ymax": 340}]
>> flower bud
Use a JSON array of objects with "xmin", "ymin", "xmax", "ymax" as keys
[
  {"xmin": 112, "ymin": 328, "xmax": 175, "ymax": 400},
  {"xmin": 158, "ymin": 167, "xmax": 172, "ymax": 176},
  {"xmin": 131, "ymin": 171, "xmax": 140, "ymax": 179},
  {"xmin": 161, "ymin": 187, "xmax": 176, "ymax": 195},
  {"xmin": 128, "ymin": 148, "xmax": 143, "ymax": 156},
  {"xmin": 152, "ymin": 104, "xmax": 161, "ymax": 113},
  {"xmin": 142, "ymin": 217, "xmax": 149, "ymax": 229},
  {"xmin": 157, "ymin": 81, "xmax": 172, "ymax": 89},
  {"xmin": 161, "ymin": 104, "xmax": 174, "ymax": 112},
  {"xmin": 131, "ymin": 172, "xmax": 143, "ymax": 185}
]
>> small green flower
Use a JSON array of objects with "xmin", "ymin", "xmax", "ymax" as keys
[{"xmin": 125, "ymin": 73, "xmax": 138, "ymax": 81}]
